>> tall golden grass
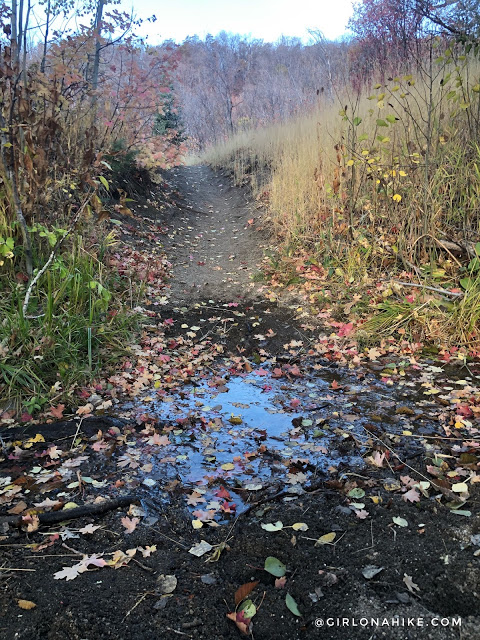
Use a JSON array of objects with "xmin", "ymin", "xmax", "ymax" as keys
[{"xmin": 202, "ymin": 43, "xmax": 480, "ymax": 346}]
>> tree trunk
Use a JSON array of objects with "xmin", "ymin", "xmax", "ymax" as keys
[
  {"xmin": 91, "ymin": 0, "xmax": 105, "ymax": 102},
  {"xmin": 40, "ymin": 0, "xmax": 51, "ymax": 73},
  {"xmin": 11, "ymin": 0, "xmax": 17, "ymax": 60}
]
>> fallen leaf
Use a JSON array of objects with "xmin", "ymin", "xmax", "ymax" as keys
[
  {"xmin": 17, "ymin": 599, "xmax": 36, "ymax": 610},
  {"xmin": 139, "ymin": 545, "xmax": 157, "ymax": 557},
  {"xmin": 354, "ymin": 509, "xmax": 369, "ymax": 519},
  {"xmin": 403, "ymin": 573, "xmax": 420, "ymax": 593},
  {"xmin": 315, "ymin": 532, "xmax": 336, "ymax": 546},
  {"xmin": 146, "ymin": 433, "xmax": 171, "ymax": 446},
  {"xmin": 402, "ymin": 488, "xmax": 421, "ymax": 503},
  {"xmin": 226, "ymin": 611, "xmax": 252, "ymax": 635},
  {"xmin": 235, "ymin": 581, "xmax": 259, "ymax": 606},
  {"xmin": 33, "ymin": 498, "xmax": 61, "ymax": 510},
  {"xmin": 54, "ymin": 564, "xmax": 82, "ymax": 581},
  {"xmin": 21, "ymin": 514, "xmax": 39, "ymax": 532},
  {"xmin": 156, "ymin": 574, "xmax": 177, "ymax": 594},
  {"xmin": 8, "ymin": 501, "xmax": 27, "ymax": 514},
  {"xmin": 261, "ymin": 521, "xmax": 283, "ymax": 532},
  {"xmin": 362, "ymin": 565, "xmax": 384, "ymax": 579},
  {"xmin": 244, "ymin": 483, "xmax": 262, "ymax": 491},
  {"xmin": 239, "ymin": 599, "xmax": 256, "ymax": 619},
  {"xmin": 393, "ymin": 517, "xmax": 408, "ymax": 527},
  {"xmin": 121, "ymin": 516, "xmax": 139, "ymax": 534},
  {"xmin": 50, "ymin": 404, "xmax": 65, "ymax": 419},
  {"xmin": 76, "ymin": 403, "xmax": 94, "ymax": 416},
  {"xmin": 78, "ymin": 524, "xmax": 101, "ymax": 535},
  {"xmin": 264, "ymin": 556, "xmax": 286, "ymax": 577},
  {"xmin": 285, "ymin": 592, "xmax": 301, "ymax": 616},
  {"xmin": 365, "ymin": 451, "xmax": 385, "ymax": 468},
  {"xmin": 348, "ymin": 488, "xmax": 365, "ymax": 499},
  {"xmin": 188, "ymin": 540, "xmax": 213, "ymax": 557},
  {"xmin": 291, "ymin": 522, "xmax": 309, "ymax": 531}
]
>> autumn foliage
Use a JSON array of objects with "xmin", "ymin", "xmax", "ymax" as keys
[{"xmin": 0, "ymin": 1, "xmax": 183, "ymax": 410}]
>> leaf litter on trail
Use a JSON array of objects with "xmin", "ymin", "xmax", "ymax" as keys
[{"xmin": 3, "ymin": 255, "xmax": 480, "ymax": 635}]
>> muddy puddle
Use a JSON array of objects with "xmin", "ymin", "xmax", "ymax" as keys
[
  {"xmin": 6, "ymin": 353, "xmax": 477, "ymax": 528},
  {"xmin": 115, "ymin": 358, "xmax": 468, "ymax": 522}
]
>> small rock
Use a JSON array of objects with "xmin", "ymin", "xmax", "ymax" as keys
[
  {"xmin": 309, "ymin": 587, "xmax": 324, "ymax": 603},
  {"xmin": 471, "ymin": 534, "xmax": 480, "ymax": 546},
  {"xmin": 87, "ymin": 394, "xmax": 103, "ymax": 408},
  {"xmin": 153, "ymin": 597, "xmax": 169, "ymax": 610},
  {"xmin": 395, "ymin": 592, "xmax": 411, "ymax": 604}
]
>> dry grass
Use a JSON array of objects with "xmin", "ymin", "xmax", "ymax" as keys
[{"xmin": 201, "ymin": 46, "xmax": 480, "ymax": 348}]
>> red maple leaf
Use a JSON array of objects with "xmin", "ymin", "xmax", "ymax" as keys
[
  {"xmin": 50, "ymin": 404, "xmax": 65, "ymax": 420},
  {"xmin": 215, "ymin": 486, "xmax": 231, "ymax": 500},
  {"xmin": 457, "ymin": 405, "xmax": 473, "ymax": 418}
]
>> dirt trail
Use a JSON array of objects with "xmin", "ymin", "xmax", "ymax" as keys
[
  {"xmin": 1, "ymin": 167, "xmax": 480, "ymax": 640},
  {"xmin": 162, "ymin": 165, "xmax": 264, "ymax": 306}
]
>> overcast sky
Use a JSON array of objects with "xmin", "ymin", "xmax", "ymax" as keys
[{"xmin": 117, "ymin": 0, "xmax": 354, "ymax": 43}]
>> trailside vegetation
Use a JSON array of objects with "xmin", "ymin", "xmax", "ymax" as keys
[
  {"xmin": 187, "ymin": 4, "xmax": 480, "ymax": 351},
  {"xmin": 0, "ymin": 0, "xmax": 184, "ymax": 414}
]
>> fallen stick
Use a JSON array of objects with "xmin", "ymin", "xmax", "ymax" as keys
[
  {"xmin": 393, "ymin": 281, "xmax": 463, "ymax": 297},
  {"xmin": 239, "ymin": 488, "xmax": 289, "ymax": 517},
  {"xmin": 0, "ymin": 495, "xmax": 138, "ymax": 529},
  {"xmin": 238, "ymin": 478, "xmax": 334, "ymax": 518}
]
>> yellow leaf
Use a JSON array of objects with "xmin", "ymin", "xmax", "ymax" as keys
[
  {"xmin": 399, "ymin": 170, "xmax": 407, "ymax": 177},
  {"xmin": 228, "ymin": 415, "xmax": 242, "ymax": 425},
  {"xmin": 24, "ymin": 434, "xmax": 45, "ymax": 448},
  {"xmin": 192, "ymin": 519, "xmax": 203, "ymax": 529},
  {"xmin": 346, "ymin": 159, "xmax": 354, "ymax": 167},
  {"xmin": 221, "ymin": 463, "xmax": 235, "ymax": 471},
  {"xmin": 392, "ymin": 193, "xmax": 402, "ymax": 202},
  {"xmin": 370, "ymin": 496, "xmax": 383, "ymax": 504},
  {"xmin": 291, "ymin": 522, "xmax": 309, "ymax": 531},
  {"xmin": 62, "ymin": 502, "xmax": 79, "ymax": 510},
  {"xmin": 18, "ymin": 600, "xmax": 36, "ymax": 610},
  {"xmin": 452, "ymin": 482, "xmax": 468, "ymax": 493},
  {"xmin": 315, "ymin": 532, "xmax": 336, "ymax": 545}
]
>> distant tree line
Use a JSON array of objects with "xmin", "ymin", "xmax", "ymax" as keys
[{"xmin": 165, "ymin": 0, "xmax": 480, "ymax": 150}]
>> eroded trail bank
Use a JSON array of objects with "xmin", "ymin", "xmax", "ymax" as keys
[{"xmin": 1, "ymin": 166, "xmax": 480, "ymax": 640}]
